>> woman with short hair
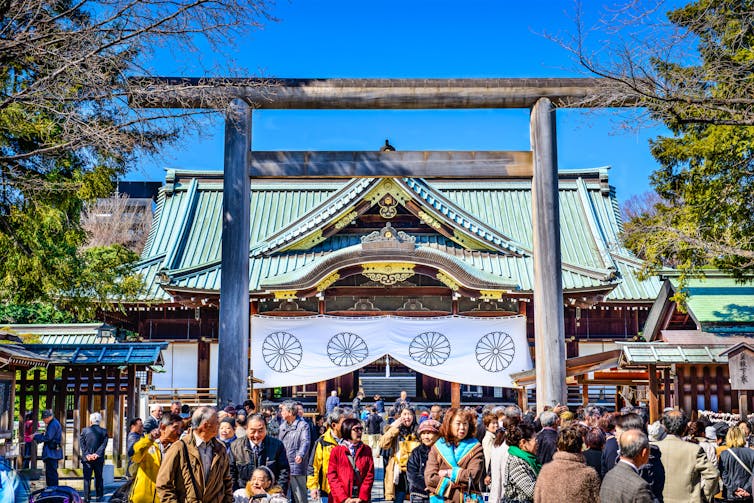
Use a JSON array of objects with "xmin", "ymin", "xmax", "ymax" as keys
[
  {"xmin": 327, "ymin": 418, "xmax": 375, "ymax": 503},
  {"xmin": 424, "ymin": 408, "xmax": 485, "ymax": 503},
  {"xmin": 503, "ymin": 423, "xmax": 539, "ymax": 503},
  {"xmin": 582, "ymin": 427, "xmax": 605, "ymax": 478}
]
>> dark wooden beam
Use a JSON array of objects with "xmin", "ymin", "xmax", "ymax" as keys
[{"xmin": 128, "ymin": 77, "xmax": 619, "ymax": 110}]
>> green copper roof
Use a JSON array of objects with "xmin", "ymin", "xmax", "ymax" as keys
[
  {"xmin": 670, "ymin": 276, "xmax": 754, "ymax": 324},
  {"xmin": 133, "ymin": 166, "xmax": 660, "ymax": 302}
]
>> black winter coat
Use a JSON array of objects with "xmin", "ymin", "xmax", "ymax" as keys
[
  {"xmin": 229, "ymin": 435, "xmax": 290, "ymax": 492},
  {"xmin": 406, "ymin": 444, "xmax": 431, "ymax": 497}
]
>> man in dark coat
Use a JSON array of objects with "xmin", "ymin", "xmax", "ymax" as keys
[
  {"xmin": 535, "ymin": 410, "xmax": 559, "ymax": 465},
  {"xmin": 34, "ymin": 409, "xmax": 63, "ymax": 487},
  {"xmin": 229, "ymin": 413, "xmax": 290, "ymax": 491},
  {"xmin": 80, "ymin": 412, "xmax": 109, "ymax": 502},
  {"xmin": 600, "ymin": 429, "xmax": 654, "ymax": 503}
]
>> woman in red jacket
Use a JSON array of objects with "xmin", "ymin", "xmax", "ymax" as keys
[{"xmin": 327, "ymin": 418, "xmax": 375, "ymax": 503}]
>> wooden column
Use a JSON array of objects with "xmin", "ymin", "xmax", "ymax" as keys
[
  {"xmin": 702, "ymin": 366, "xmax": 712, "ymax": 410},
  {"xmin": 740, "ymin": 391, "xmax": 750, "ymax": 419},
  {"xmin": 112, "ymin": 369, "xmax": 122, "ymax": 468},
  {"xmin": 517, "ymin": 388, "xmax": 528, "ymax": 411},
  {"xmin": 218, "ymin": 98, "xmax": 252, "ymax": 407},
  {"xmin": 450, "ymin": 382, "xmax": 461, "ymax": 408},
  {"xmin": 675, "ymin": 366, "xmax": 684, "ymax": 412},
  {"xmin": 530, "ymin": 97, "xmax": 566, "ymax": 411},
  {"xmin": 581, "ymin": 384, "xmax": 589, "ymax": 406},
  {"xmin": 17, "ymin": 370, "xmax": 26, "ymax": 468},
  {"xmin": 664, "ymin": 368, "xmax": 672, "ymax": 409},
  {"xmin": 317, "ymin": 381, "xmax": 327, "ymax": 414},
  {"xmin": 648, "ymin": 364, "xmax": 659, "ymax": 423},
  {"xmin": 72, "ymin": 369, "xmax": 82, "ymax": 467},
  {"xmin": 126, "ymin": 366, "xmax": 137, "ymax": 421}
]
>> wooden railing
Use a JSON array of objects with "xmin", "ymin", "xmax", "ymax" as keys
[{"xmin": 147, "ymin": 387, "xmax": 217, "ymax": 404}]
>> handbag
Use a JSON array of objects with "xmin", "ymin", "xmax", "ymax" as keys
[{"xmin": 463, "ymin": 475, "xmax": 483, "ymax": 503}]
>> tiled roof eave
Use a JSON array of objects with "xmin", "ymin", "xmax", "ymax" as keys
[
  {"xmin": 400, "ymin": 178, "xmax": 528, "ymax": 255},
  {"xmin": 255, "ymin": 178, "xmax": 377, "ymax": 255}
]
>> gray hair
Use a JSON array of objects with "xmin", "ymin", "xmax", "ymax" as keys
[
  {"xmin": 503, "ymin": 405, "xmax": 522, "ymax": 419},
  {"xmin": 326, "ymin": 407, "xmax": 349, "ymax": 425},
  {"xmin": 161, "ymin": 413, "xmax": 183, "ymax": 427},
  {"xmin": 280, "ymin": 400, "xmax": 297, "ymax": 414},
  {"xmin": 191, "ymin": 406, "xmax": 216, "ymax": 429},
  {"xmin": 619, "ymin": 429, "xmax": 649, "ymax": 458},
  {"xmin": 539, "ymin": 410, "xmax": 558, "ymax": 427},
  {"xmin": 90, "ymin": 412, "xmax": 102, "ymax": 425},
  {"xmin": 149, "ymin": 404, "xmax": 162, "ymax": 413}
]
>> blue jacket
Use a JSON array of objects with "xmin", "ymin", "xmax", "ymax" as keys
[
  {"xmin": 34, "ymin": 418, "xmax": 63, "ymax": 460},
  {"xmin": 279, "ymin": 417, "xmax": 311, "ymax": 476},
  {"xmin": 325, "ymin": 396, "xmax": 340, "ymax": 414}
]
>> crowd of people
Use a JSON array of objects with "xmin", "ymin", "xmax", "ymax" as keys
[{"xmin": 26, "ymin": 394, "xmax": 754, "ymax": 503}]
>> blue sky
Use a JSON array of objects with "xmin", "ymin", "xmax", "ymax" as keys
[{"xmin": 134, "ymin": 1, "xmax": 676, "ymax": 203}]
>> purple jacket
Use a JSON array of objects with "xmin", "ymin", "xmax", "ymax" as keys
[{"xmin": 279, "ymin": 417, "xmax": 311, "ymax": 476}]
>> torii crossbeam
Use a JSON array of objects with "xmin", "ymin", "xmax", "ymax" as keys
[{"xmin": 130, "ymin": 77, "xmax": 624, "ymax": 411}]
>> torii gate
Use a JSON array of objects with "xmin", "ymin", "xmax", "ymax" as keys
[{"xmin": 132, "ymin": 77, "xmax": 613, "ymax": 411}]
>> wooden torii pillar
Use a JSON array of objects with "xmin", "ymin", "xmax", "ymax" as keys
[{"xmin": 130, "ymin": 78, "xmax": 619, "ymax": 409}]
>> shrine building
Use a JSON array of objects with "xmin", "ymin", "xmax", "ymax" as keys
[{"xmin": 104, "ymin": 153, "xmax": 664, "ymax": 410}]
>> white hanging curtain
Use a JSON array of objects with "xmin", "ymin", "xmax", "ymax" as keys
[{"xmin": 250, "ymin": 315, "xmax": 531, "ymax": 388}]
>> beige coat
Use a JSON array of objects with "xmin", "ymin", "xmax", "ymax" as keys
[
  {"xmin": 156, "ymin": 429, "xmax": 233, "ymax": 503},
  {"xmin": 654, "ymin": 434, "xmax": 719, "ymax": 503},
  {"xmin": 379, "ymin": 425, "xmax": 420, "ymax": 500}
]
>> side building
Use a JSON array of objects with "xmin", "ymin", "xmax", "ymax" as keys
[{"xmin": 104, "ymin": 159, "xmax": 661, "ymax": 408}]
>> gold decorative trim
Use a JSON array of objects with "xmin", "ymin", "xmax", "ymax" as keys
[
  {"xmin": 362, "ymin": 262, "xmax": 415, "ymax": 286},
  {"xmin": 364, "ymin": 179, "xmax": 411, "ymax": 207},
  {"xmin": 333, "ymin": 211, "xmax": 358, "ymax": 230},
  {"xmin": 436, "ymin": 271, "xmax": 460, "ymax": 291},
  {"xmin": 273, "ymin": 290, "xmax": 298, "ymax": 300},
  {"xmin": 316, "ymin": 272, "xmax": 341, "ymax": 292},
  {"xmin": 378, "ymin": 194, "xmax": 399, "ymax": 219},
  {"xmin": 480, "ymin": 290, "xmax": 505, "ymax": 300},
  {"xmin": 418, "ymin": 210, "xmax": 442, "ymax": 230},
  {"xmin": 285, "ymin": 230, "xmax": 325, "ymax": 251}
]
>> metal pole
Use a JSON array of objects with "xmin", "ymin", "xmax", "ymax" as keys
[
  {"xmin": 530, "ymin": 97, "xmax": 567, "ymax": 411},
  {"xmin": 218, "ymin": 98, "xmax": 251, "ymax": 406}
]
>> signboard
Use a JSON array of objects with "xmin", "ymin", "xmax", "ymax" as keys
[{"xmin": 729, "ymin": 348, "xmax": 754, "ymax": 390}]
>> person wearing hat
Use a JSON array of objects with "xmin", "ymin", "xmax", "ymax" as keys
[
  {"xmin": 80, "ymin": 411, "xmax": 109, "ymax": 502},
  {"xmin": 34, "ymin": 409, "xmax": 63, "ymax": 487},
  {"xmin": 407, "ymin": 419, "xmax": 440, "ymax": 503}
]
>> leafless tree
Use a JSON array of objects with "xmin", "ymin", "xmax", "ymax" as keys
[
  {"xmin": 549, "ymin": 1, "xmax": 754, "ymax": 127},
  {"xmin": 0, "ymin": 0, "xmax": 275, "ymax": 193},
  {"xmin": 81, "ymin": 194, "xmax": 152, "ymax": 254}
]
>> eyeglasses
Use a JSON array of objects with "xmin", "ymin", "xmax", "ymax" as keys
[{"xmin": 352, "ymin": 427, "xmax": 364, "ymax": 431}]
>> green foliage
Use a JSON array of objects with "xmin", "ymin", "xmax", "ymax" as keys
[
  {"xmin": 0, "ymin": 303, "xmax": 77, "ymax": 324},
  {"xmin": 622, "ymin": 0, "xmax": 754, "ymax": 283}
]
